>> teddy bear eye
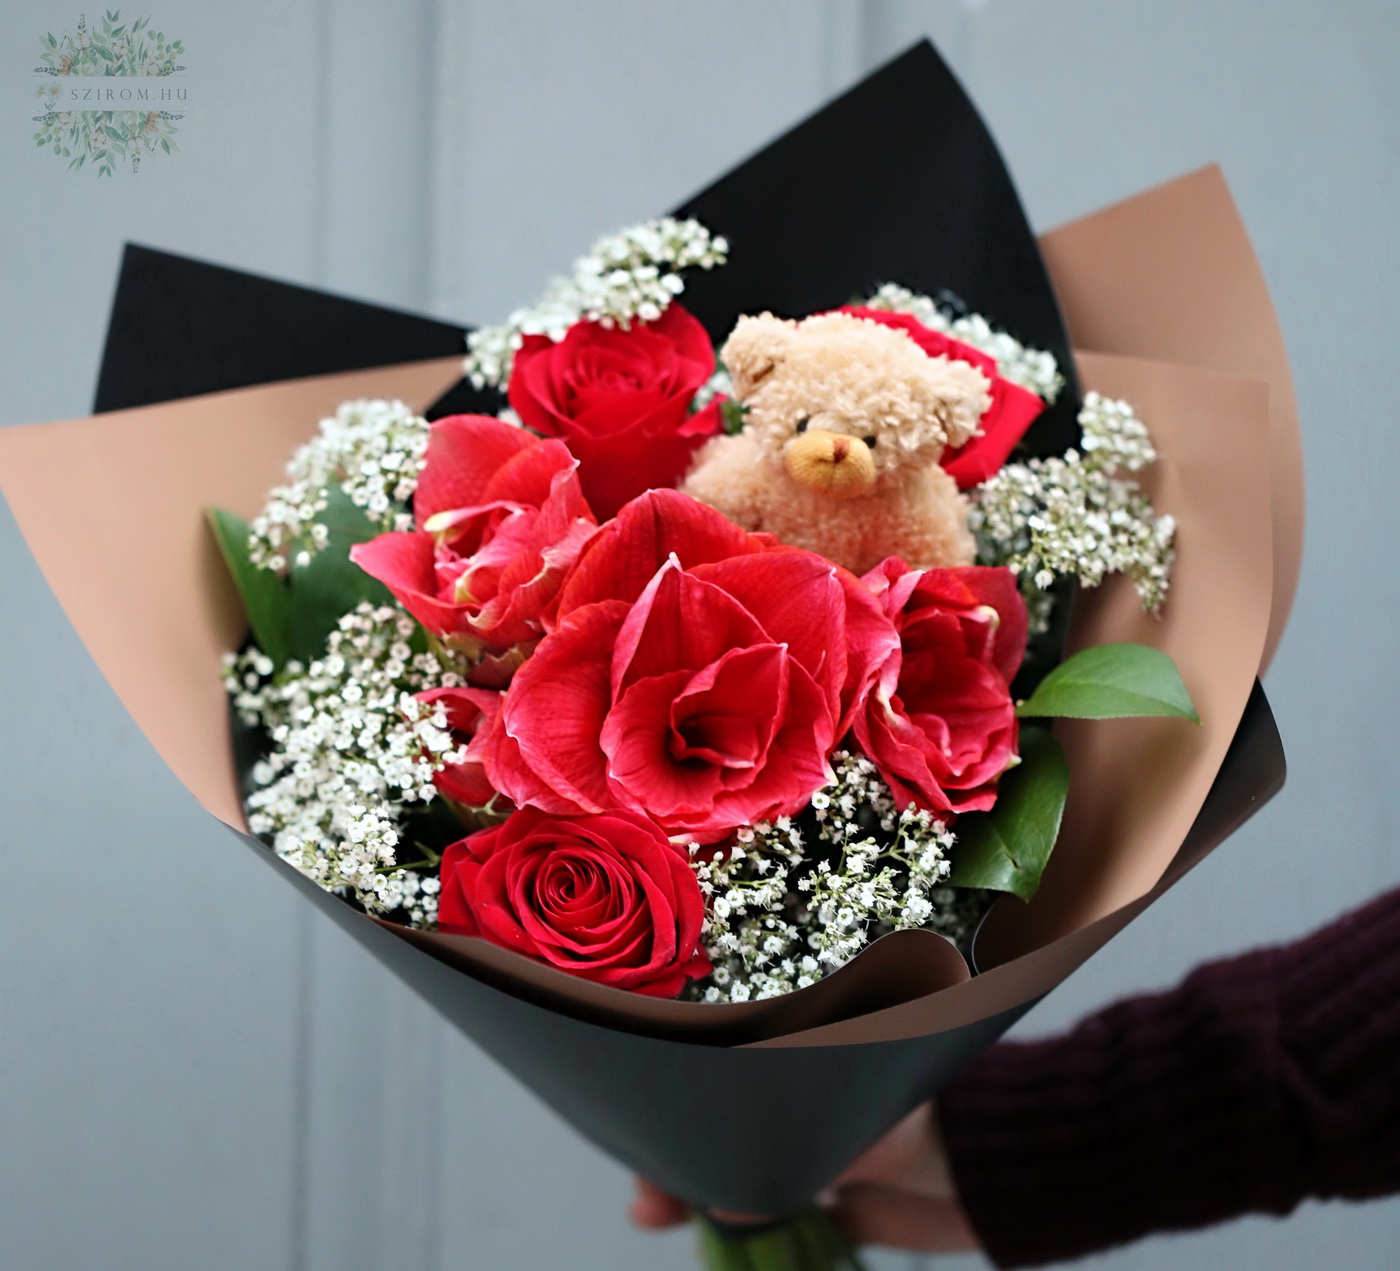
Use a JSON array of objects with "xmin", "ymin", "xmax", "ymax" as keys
[
  {"xmin": 862, "ymin": 434, "xmax": 877, "ymax": 447},
  {"xmin": 795, "ymin": 417, "xmax": 810, "ymax": 434}
]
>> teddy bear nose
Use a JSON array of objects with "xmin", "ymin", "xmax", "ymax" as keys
[{"xmin": 784, "ymin": 428, "xmax": 877, "ymax": 500}]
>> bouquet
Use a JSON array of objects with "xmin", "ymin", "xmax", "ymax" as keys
[{"xmin": 0, "ymin": 41, "xmax": 1300, "ymax": 1269}]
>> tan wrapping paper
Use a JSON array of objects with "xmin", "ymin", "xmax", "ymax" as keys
[{"xmin": 1039, "ymin": 164, "xmax": 1304, "ymax": 670}]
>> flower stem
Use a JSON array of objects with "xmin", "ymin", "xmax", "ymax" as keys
[{"xmin": 694, "ymin": 1208, "xmax": 867, "ymax": 1271}]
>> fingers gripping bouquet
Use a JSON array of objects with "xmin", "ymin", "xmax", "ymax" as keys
[{"xmin": 0, "ymin": 42, "xmax": 1299, "ymax": 1271}]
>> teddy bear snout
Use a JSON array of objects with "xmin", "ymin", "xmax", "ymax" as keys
[{"xmin": 783, "ymin": 428, "xmax": 878, "ymax": 500}]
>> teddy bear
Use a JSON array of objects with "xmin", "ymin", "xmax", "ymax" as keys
[{"xmin": 680, "ymin": 310, "xmax": 993, "ymax": 578}]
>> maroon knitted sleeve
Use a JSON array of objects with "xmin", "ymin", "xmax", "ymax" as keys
[{"xmin": 937, "ymin": 887, "xmax": 1400, "ymax": 1268}]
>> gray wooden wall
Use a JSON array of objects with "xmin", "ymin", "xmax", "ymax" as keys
[{"xmin": 3, "ymin": 3, "xmax": 1399, "ymax": 1268}]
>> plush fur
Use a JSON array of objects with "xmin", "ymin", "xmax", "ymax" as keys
[{"xmin": 682, "ymin": 311, "xmax": 991, "ymax": 577}]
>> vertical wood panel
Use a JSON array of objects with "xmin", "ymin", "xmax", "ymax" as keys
[{"xmin": 0, "ymin": 2, "xmax": 352, "ymax": 1267}]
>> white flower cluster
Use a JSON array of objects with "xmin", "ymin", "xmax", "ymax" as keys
[
  {"xmin": 864, "ymin": 283, "xmax": 1064, "ymax": 403},
  {"xmin": 686, "ymin": 753, "xmax": 957, "ymax": 1003},
  {"xmin": 971, "ymin": 391, "xmax": 1176, "ymax": 620},
  {"xmin": 223, "ymin": 603, "xmax": 466, "ymax": 927},
  {"xmin": 464, "ymin": 218, "xmax": 728, "ymax": 388},
  {"xmin": 691, "ymin": 364, "xmax": 734, "ymax": 411},
  {"xmin": 248, "ymin": 399, "xmax": 429, "ymax": 573}
]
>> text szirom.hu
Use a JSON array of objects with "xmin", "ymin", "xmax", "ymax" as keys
[{"xmin": 44, "ymin": 81, "xmax": 187, "ymax": 108}]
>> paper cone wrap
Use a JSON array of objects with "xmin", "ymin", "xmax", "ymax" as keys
[{"xmin": 0, "ymin": 42, "xmax": 1296, "ymax": 1214}]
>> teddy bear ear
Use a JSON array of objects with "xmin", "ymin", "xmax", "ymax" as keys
[
  {"xmin": 721, "ymin": 313, "xmax": 797, "ymax": 400},
  {"xmin": 919, "ymin": 357, "xmax": 994, "ymax": 451}
]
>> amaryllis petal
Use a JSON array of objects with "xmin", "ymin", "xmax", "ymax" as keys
[
  {"xmin": 833, "ymin": 567, "xmax": 903, "ymax": 735},
  {"xmin": 954, "ymin": 566, "xmax": 1030, "ymax": 683},
  {"xmin": 854, "ymin": 560, "xmax": 1026, "ymax": 816},
  {"xmin": 414, "ymin": 415, "xmax": 537, "ymax": 524},
  {"xmin": 417, "ymin": 685, "xmax": 502, "ymax": 808},
  {"xmin": 600, "ymin": 644, "xmax": 790, "ymax": 823},
  {"xmin": 469, "ymin": 514, "xmax": 597, "ymax": 648},
  {"xmin": 681, "ymin": 659, "xmax": 833, "ymax": 838},
  {"xmin": 553, "ymin": 489, "xmax": 758, "ymax": 622},
  {"xmin": 670, "ymin": 644, "xmax": 787, "ymax": 774},
  {"xmin": 491, "ymin": 600, "xmax": 629, "ymax": 814},
  {"xmin": 687, "ymin": 550, "xmax": 847, "ymax": 688},
  {"xmin": 349, "ymin": 531, "xmax": 465, "ymax": 634},
  {"xmin": 353, "ymin": 419, "xmax": 596, "ymax": 653},
  {"xmin": 600, "ymin": 669, "xmax": 727, "ymax": 820},
  {"xmin": 481, "ymin": 437, "xmax": 585, "ymax": 511},
  {"xmin": 609, "ymin": 561, "xmax": 769, "ymax": 699},
  {"xmin": 479, "ymin": 720, "xmax": 581, "ymax": 816},
  {"xmin": 494, "ymin": 489, "xmax": 876, "ymax": 838}
]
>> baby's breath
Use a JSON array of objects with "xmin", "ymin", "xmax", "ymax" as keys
[
  {"xmin": 223, "ymin": 603, "xmax": 467, "ymax": 927},
  {"xmin": 686, "ymin": 753, "xmax": 960, "ymax": 1003},
  {"xmin": 464, "ymin": 218, "xmax": 728, "ymax": 388},
  {"xmin": 971, "ymin": 391, "xmax": 1175, "ymax": 626},
  {"xmin": 248, "ymin": 399, "xmax": 429, "ymax": 573},
  {"xmin": 864, "ymin": 283, "xmax": 1064, "ymax": 403}
]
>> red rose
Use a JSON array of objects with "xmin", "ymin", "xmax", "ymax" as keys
[
  {"xmin": 484, "ymin": 489, "xmax": 898, "ymax": 840},
  {"xmin": 508, "ymin": 304, "xmax": 722, "ymax": 519},
  {"xmin": 854, "ymin": 557, "xmax": 1027, "ymax": 815},
  {"xmin": 416, "ymin": 686, "xmax": 501, "ymax": 808},
  {"xmin": 840, "ymin": 306, "xmax": 1045, "ymax": 489},
  {"xmin": 350, "ymin": 415, "xmax": 596, "ymax": 655},
  {"xmin": 437, "ymin": 807, "xmax": 711, "ymax": 998}
]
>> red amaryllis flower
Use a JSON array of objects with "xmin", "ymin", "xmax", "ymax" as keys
[
  {"xmin": 484, "ymin": 489, "xmax": 898, "ymax": 840},
  {"xmin": 854, "ymin": 557, "xmax": 1027, "ymax": 815},
  {"xmin": 840, "ymin": 306, "xmax": 1045, "ymax": 489},
  {"xmin": 508, "ymin": 304, "xmax": 722, "ymax": 519},
  {"xmin": 416, "ymin": 686, "xmax": 501, "ymax": 808},
  {"xmin": 350, "ymin": 416, "xmax": 596, "ymax": 655},
  {"xmin": 437, "ymin": 807, "xmax": 711, "ymax": 998}
]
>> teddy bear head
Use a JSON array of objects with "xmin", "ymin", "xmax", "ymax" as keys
[{"xmin": 721, "ymin": 310, "xmax": 992, "ymax": 499}]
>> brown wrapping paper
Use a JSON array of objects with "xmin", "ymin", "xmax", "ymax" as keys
[
  {"xmin": 0, "ymin": 170, "xmax": 1296, "ymax": 1051},
  {"xmin": 0, "ymin": 357, "xmax": 464, "ymax": 830},
  {"xmin": 1038, "ymin": 164, "xmax": 1304, "ymax": 671}
]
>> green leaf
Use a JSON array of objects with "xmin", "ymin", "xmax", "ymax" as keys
[
  {"xmin": 948, "ymin": 727, "xmax": 1068, "ymax": 901},
  {"xmin": 206, "ymin": 508, "xmax": 291, "ymax": 667},
  {"xmin": 1017, "ymin": 642, "xmax": 1199, "ymax": 722},
  {"xmin": 209, "ymin": 489, "xmax": 396, "ymax": 670},
  {"xmin": 282, "ymin": 486, "xmax": 394, "ymax": 665},
  {"xmin": 719, "ymin": 396, "xmax": 747, "ymax": 436}
]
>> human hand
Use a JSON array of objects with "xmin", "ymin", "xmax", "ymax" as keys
[{"xmin": 630, "ymin": 1102, "xmax": 982, "ymax": 1255}]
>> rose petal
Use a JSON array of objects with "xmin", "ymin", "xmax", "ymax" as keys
[
  {"xmin": 436, "ymin": 808, "xmax": 709, "ymax": 997},
  {"xmin": 941, "ymin": 378, "xmax": 1045, "ymax": 490}
]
